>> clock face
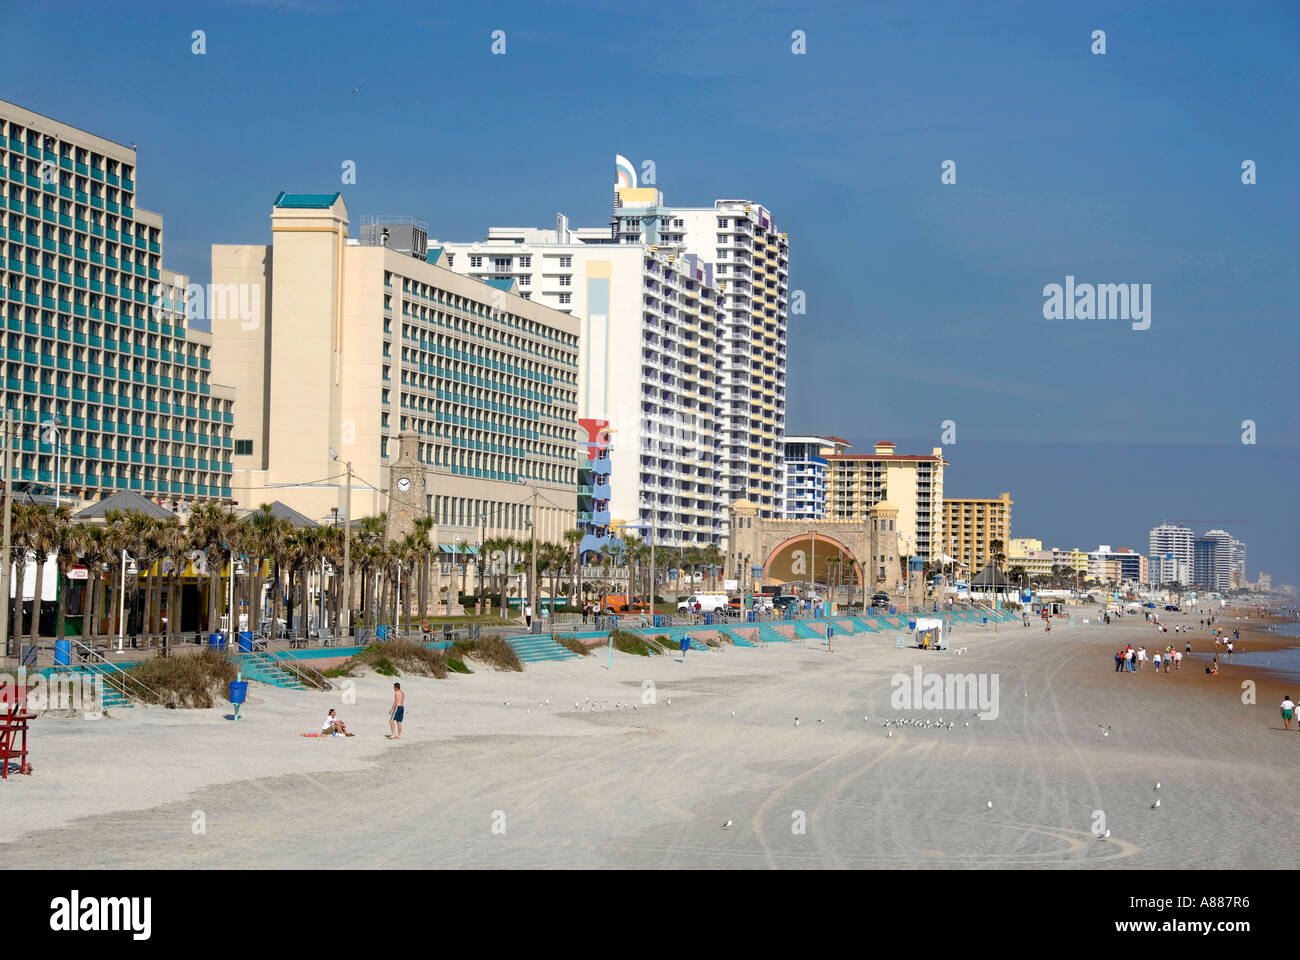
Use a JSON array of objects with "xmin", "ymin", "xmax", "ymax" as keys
[{"xmin": 396, "ymin": 477, "xmax": 411, "ymax": 492}]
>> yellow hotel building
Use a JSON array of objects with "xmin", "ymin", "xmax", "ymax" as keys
[{"xmin": 942, "ymin": 492, "xmax": 1013, "ymax": 574}]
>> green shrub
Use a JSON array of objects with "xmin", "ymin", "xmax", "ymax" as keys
[
  {"xmin": 117, "ymin": 648, "xmax": 237, "ymax": 709},
  {"xmin": 451, "ymin": 636, "xmax": 523, "ymax": 671}
]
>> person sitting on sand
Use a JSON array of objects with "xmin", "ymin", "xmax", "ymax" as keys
[{"xmin": 322, "ymin": 709, "xmax": 348, "ymax": 735}]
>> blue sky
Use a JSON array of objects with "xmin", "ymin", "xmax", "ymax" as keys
[{"xmin": 7, "ymin": 0, "xmax": 1297, "ymax": 584}]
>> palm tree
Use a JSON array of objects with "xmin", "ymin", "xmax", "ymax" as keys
[
  {"xmin": 412, "ymin": 515, "xmax": 435, "ymax": 619},
  {"xmin": 8, "ymin": 501, "xmax": 41, "ymax": 649},
  {"xmin": 482, "ymin": 536, "xmax": 512, "ymax": 617},
  {"xmin": 80, "ymin": 524, "xmax": 112, "ymax": 642},
  {"xmin": 50, "ymin": 506, "xmax": 84, "ymax": 644},
  {"xmin": 27, "ymin": 505, "xmax": 59, "ymax": 645},
  {"xmin": 187, "ymin": 502, "xmax": 239, "ymax": 632},
  {"xmin": 154, "ymin": 517, "xmax": 189, "ymax": 640},
  {"xmin": 701, "ymin": 544, "xmax": 724, "ymax": 592},
  {"xmin": 563, "ymin": 528, "xmax": 584, "ymax": 608}
]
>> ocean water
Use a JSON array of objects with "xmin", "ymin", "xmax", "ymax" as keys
[{"xmin": 1185, "ymin": 620, "xmax": 1300, "ymax": 680}]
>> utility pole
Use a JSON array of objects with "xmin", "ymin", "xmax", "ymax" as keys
[
  {"xmin": 529, "ymin": 486, "xmax": 539, "ymax": 625},
  {"xmin": 647, "ymin": 509, "xmax": 655, "ymax": 621},
  {"xmin": 0, "ymin": 410, "xmax": 11, "ymax": 657},
  {"xmin": 332, "ymin": 450, "xmax": 352, "ymax": 636}
]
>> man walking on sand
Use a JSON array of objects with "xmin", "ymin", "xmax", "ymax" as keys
[
  {"xmin": 388, "ymin": 682, "xmax": 405, "ymax": 739},
  {"xmin": 1281, "ymin": 695, "xmax": 1295, "ymax": 731}
]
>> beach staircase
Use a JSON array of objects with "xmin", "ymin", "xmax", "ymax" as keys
[
  {"xmin": 238, "ymin": 652, "xmax": 308, "ymax": 690},
  {"xmin": 757, "ymin": 623, "xmax": 792, "ymax": 644},
  {"xmin": 715, "ymin": 626, "xmax": 757, "ymax": 647},
  {"xmin": 505, "ymin": 634, "xmax": 582, "ymax": 664},
  {"xmin": 58, "ymin": 665, "xmax": 134, "ymax": 709},
  {"xmin": 849, "ymin": 617, "xmax": 880, "ymax": 633}
]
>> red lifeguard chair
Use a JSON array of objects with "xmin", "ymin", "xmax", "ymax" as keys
[{"xmin": 0, "ymin": 683, "xmax": 34, "ymax": 778}]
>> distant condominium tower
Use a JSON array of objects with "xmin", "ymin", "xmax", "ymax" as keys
[
  {"xmin": 1193, "ymin": 529, "xmax": 1234, "ymax": 592},
  {"xmin": 823, "ymin": 441, "xmax": 947, "ymax": 562},
  {"xmin": 781, "ymin": 434, "xmax": 851, "ymax": 519},
  {"xmin": 942, "ymin": 492, "xmax": 1013, "ymax": 575},
  {"xmin": 210, "ymin": 193, "xmax": 579, "ymax": 559},
  {"xmin": 1148, "ymin": 522, "xmax": 1194, "ymax": 586},
  {"xmin": 0, "ymin": 99, "xmax": 235, "ymax": 506}
]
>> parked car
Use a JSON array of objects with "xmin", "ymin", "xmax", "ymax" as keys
[
  {"xmin": 772, "ymin": 595, "xmax": 801, "ymax": 612},
  {"xmin": 676, "ymin": 593, "xmax": 729, "ymax": 614},
  {"xmin": 870, "ymin": 592, "xmax": 892, "ymax": 610}
]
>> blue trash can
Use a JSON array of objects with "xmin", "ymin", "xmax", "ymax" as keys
[
  {"xmin": 908, "ymin": 620, "xmax": 917, "ymax": 630},
  {"xmin": 705, "ymin": 612, "xmax": 713, "ymax": 625},
  {"xmin": 228, "ymin": 680, "xmax": 247, "ymax": 705},
  {"xmin": 653, "ymin": 614, "xmax": 663, "ymax": 628},
  {"xmin": 376, "ymin": 624, "xmax": 390, "ymax": 641},
  {"xmin": 54, "ymin": 639, "xmax": 71, "ymax": 666},
  {"xmin": 209, "ymin": 632, "xmax": 225, "ymax": 651},
  {"xmin": 890, "ymin": 605, "xmax": 896, "ymax": 615},
  {"xmin": 237, "ymin": 631, "xmax": 253, "ymax": 653},
  {"xmin": 747, "ymin": 610, "xmax": 755, "ymax": 623}
]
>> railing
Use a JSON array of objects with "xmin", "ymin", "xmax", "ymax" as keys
[
  {"xmin": 249, "ymin": 636, "xmax": 335, "ymax": 690},
  {"xmin": 68, "ymin": 637, "xmax": 165, "ymax": 706}
]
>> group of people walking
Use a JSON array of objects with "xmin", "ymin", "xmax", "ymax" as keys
[{"xmin": 1113, "ymin": 642, "xmax": 1190, "ymax": 673}]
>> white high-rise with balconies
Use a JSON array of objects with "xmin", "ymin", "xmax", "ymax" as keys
[
  {"xmin": 1148, "ymin": 522, "xmax": 1195, "ymax": 586},
  {"xmin": 440, "ymin": 210, "xmax": 726, "ymax": 553}
]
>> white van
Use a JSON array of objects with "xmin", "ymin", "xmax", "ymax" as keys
[{"xmin": 677, "ymin": 593, "xmax": 729, "ymax": 614}]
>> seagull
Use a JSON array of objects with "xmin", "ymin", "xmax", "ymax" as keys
[
  {"xmin": 730, "ymin": 710, "xmax": 735, "ymax": 717},
  {"xmin": 351, "ymin": 86, "xmax": 361, "ymax": 94},
  {"xmin": 1098, "ymin": 829, "xmax": 1111, "ymax": 840},
  {"xmin": 986, "ymin": 801, "xmax": 993, "ymax": 809},
  {"xmin": 1151, "ymin": 800, "xmax": 1161, "ymax": 809},
  {"xmin": 964, "ymin": 722, "xmax": 969, "ymax": 727},
  {"xmin": 818, "ymin": 719, "xmax": 823, "ymax": 724},
  {"xmin": 1097, "ymin": 724, "xmax": 1111, "ymax": 737},
  {"xmin": 794, "ymin": 717, "xmax": 800, "ymax": 727},
  {"xmin": 1154, "ymin": 782, "xmax": 1161, "ymax": 790},
  {"xmin": 667, "ymin": 699, "xmax": 672, "ymax": 706},
  {"xmin": 887, "ymin": 730, "xmax": 892, "ymax": 737},
  {"xmin": 721, "ymin": 820, "xmax": 733, "ymax": 829}
]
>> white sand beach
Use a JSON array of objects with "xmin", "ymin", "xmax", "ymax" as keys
[{"xmin": 3, "ymin": 610, "xmax": 1297, "ymax": 869}]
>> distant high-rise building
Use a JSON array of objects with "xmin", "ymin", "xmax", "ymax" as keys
[
  {"xmin": 781, "ymin": 434, "xmax": 850, "ymax": 519},
  {"xmin": 1148, "ymin": 522, "xmax": 1195, "ymax": 586},
  {"xmin": 823, "ymin": 442, "xmax": 947, "ymax": 562},
  {"xmin": 942, "ymin": 492, "xmax": 1013, "ymax": 574},
  {"xmin": 1194, "ymin": 529, "xmax": 1234, "ymax": 591}
]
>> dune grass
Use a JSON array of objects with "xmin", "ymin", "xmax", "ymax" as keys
[
  {"xmin": 556, "ymin": 635, "xmax": 593, "ymax": 656},
  {"xmin": 451, "ymin": 636, "xmax": 523, "ymax": 672},
  {"xmin": 115, "ymin": 648, "xmax": 237, "ymax": 708}
]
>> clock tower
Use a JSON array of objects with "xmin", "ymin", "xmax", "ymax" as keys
[{"xmin": 385, "ymin": 430, "xmax": 427, "ymax": 544}]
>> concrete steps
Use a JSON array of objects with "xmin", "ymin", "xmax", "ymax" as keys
[{"xmin": 505, "ymin": 635, "xmax": 582, "ymax": 664}]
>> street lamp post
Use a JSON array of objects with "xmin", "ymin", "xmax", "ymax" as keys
[
  {"xmin": 0, "ymin": 410, "xmax": 12, "ymax": 657},
  {"xmin": 331, "ymin": 449, "xmax": 352, "ymax": 636}
]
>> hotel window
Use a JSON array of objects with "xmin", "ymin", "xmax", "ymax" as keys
[
  {"xmin": 469, "ymin": 255, "xmax": 483, "ymax": 268},
  {"xmin": 558, "ymin": 275, "xmax": 571, "ymax": 287},
  {"xmin": 717, "ymin": 218, "xmax": 728, "ymax": 227},
  {"xmin": 234, "ymin": 439, "xmax": 252, "ymax": 455},
  {"xmin": 558, "ymin": 293, "xmax": 571, "ymax": 305},
  {"xmin": 519, "ymin": 256, "xmax": 531, "ymax": 268},
  {"xmin": 493, "ymin": 257, "xmax": 511, "ymax": 270},
  {"xmin": 558, "ymin": 256, "xmax": 572, "ymax": 268},
  {"xmin": 446, "ymin": 254, "xmax": 454, "ymax": 267}
]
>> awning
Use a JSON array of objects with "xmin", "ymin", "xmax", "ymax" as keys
[
  {"xmin": 463, "ymin": 545, "xmax": 481, "ymax": 555},
  {"xmin": 439, "ymin": 543, "xmax": 458, "ymax": 554}
]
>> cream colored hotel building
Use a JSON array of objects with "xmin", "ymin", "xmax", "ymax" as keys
[
  {"xmin": 210, "ymin": 193, "xmax": 578, "ymax": 546},
  {"xmin": 823, "ymin": 442, "xmax": 946, "ymax": 563}
]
